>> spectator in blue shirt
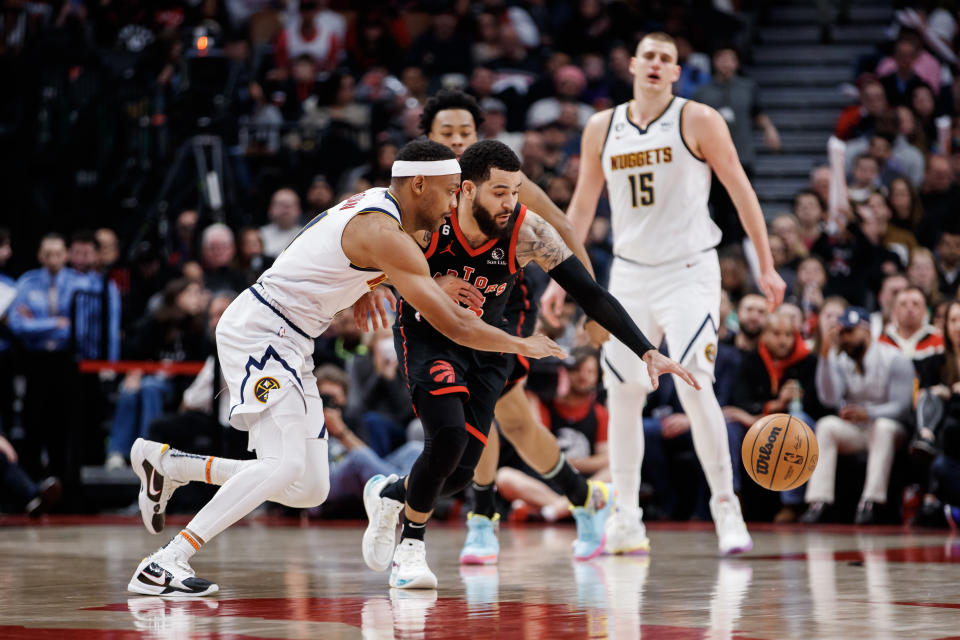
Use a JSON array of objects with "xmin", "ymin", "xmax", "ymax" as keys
[
  {"xmin": 7, "ymin": 233, "xmax": 75, "ymax": 353},
  {"xmin": 7, "ymin": 233, "xmax": 79, "ymax": 483},
  {"xmin": 68, "ymin": 230, "xmax": 121, "ymax": 361}
]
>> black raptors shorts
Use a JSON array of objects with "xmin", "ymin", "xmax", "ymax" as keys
[{"xmin": 395, "ymin": 324, "xmax": 512, "ymax": 443}]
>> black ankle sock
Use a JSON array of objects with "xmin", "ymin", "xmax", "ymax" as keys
[
  {"xmin": 471, "ymin": 482, "xmax": 497, "ymax": 518},
  {"xmin": 543, "ymin": 455, "xmax": 588, "ymax": 507},
  {"xmin": 401, "ymin": 514, "xmax": 426, "ymax": 541},
  {"xmin": 381, "ymin": 477, "xmax": 406, "ymax": 502}
]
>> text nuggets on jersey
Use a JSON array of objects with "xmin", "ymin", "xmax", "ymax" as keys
[{"xmin": 609, "ymin": 146, "xmax": 673, "ymax": 171}]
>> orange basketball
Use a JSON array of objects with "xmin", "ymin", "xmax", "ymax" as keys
[{"xmin": 741, "ymin": 413, "xmax": 818, "ymax": 491}]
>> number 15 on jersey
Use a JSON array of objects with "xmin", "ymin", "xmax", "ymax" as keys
[{"xmin": 627, "ymin": 172, "xmax": 654, "ymax": 207}]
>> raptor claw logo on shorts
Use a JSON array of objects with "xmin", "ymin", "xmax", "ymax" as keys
[
  {"xmin": 430, "ymin": 361, "xmax": 456, "ymax": 384},
  {"xmin": 704, "ymin": 343, "xmax": 717, "ymax": 363},
  {"xmin": 253, "ymin": 376, "xmax": 281, "ymax": 403}
]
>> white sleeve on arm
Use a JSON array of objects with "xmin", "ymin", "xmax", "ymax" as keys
[
  {"xmin": 815, "ymin": 351, "xmax": 844, "ymax": 409},
  {"xmin": 182, "ymin": 356, "xmax": 215, "ymax": 413},
  {"xmin": 866, "ymin": 355, "xmax": 916, "ymax": 421}
]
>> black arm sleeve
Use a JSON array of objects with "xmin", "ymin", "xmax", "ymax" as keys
[{"xmin": 548, "ymin": 255, "xmax": 655, "ymax": 357}]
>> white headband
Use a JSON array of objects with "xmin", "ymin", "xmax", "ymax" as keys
[{"xmin": 391, "ymin": 159, "xmax": 461, "ymax": 178}]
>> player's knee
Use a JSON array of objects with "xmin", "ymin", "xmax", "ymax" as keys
[
  {"xmin": 499, "ymin": 416, "xmax": 529, "ymax": 441},
  {"xmin": 441, "ymin": 465, "xmax": 475, "ymax": 497},
  {"xmin": 430, "ymin": 425, "xmax": 469, "ymax": 471},
  {"xmin": 289, "ymin": 470, "xmax": 330, "ymax": 509}
]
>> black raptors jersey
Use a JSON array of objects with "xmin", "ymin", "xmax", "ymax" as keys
[{"xmin": 399, "ymin": 202, "xmax": 527, "ymax": 340}]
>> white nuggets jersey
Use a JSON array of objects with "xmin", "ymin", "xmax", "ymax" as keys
[
  {"xmin": 257, "ymin": 188, "xmax": 399, "ymax": 338},
  {"xmin": 601, "ymin": 97, "xmax": 721, "ymax": 265}
]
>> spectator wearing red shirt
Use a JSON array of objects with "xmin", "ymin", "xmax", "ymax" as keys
[
  {"xmin": 878, "ymin": 286, "xmax": 944, "ymax": 363},
  {"xmin": 495, "ymin": 348, "xmax": 609, "ymax": 522}
]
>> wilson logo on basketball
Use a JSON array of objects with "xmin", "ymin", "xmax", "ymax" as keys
[
  {"xmin": 430, "ymin": 361, "xmax": 456, "ymax": 384},
  {"xmin": 755, "ymin": 426, "xmax": 782, "ymax": 475}
]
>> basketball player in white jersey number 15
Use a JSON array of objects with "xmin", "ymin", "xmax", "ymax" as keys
[
  {"xmin": 542, "ymin": 33, "xmax": 785, "ymax": 555},
  {"xmin": 123, "ymin": 140, "xmax": 565, "ymax": 597}
]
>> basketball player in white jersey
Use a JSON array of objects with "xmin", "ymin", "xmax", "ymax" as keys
[
  {"xmin": 124, "ymin": 141, "xmax": 565, "ymax": 596},
  {"xmin": 542, "ymin": 33, "xmax": 786, "ymax": 555}
]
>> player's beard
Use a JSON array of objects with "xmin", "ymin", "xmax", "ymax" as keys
[{"xmin": 473, "ymin": 202, "xmax": 512, "ymax": 241}]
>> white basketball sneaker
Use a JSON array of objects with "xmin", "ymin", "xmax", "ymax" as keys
[
  {"xmin": 362, "ymin": 474, "xmax": 404, "ymax": 571},
  {"xmin": 131, "ymin": 438, "xmax": 186, "ymax": 535},
  {"xmin": 128, "ymin": 547, "xmax": 218, "ymax": 597},
  {"xmin": 710, "ymin": 495, "xmax": 753, "ymax": 555},
  {"xmin": 603, "ymin": 508, "xmax": 651, "ymax": 555},
  {"xmin": 389, "ymin": 539, "xmax": 438, "ymax": 589}
]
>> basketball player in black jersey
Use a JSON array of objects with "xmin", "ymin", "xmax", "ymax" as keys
[
  {"xmin": 359, "ymin": 140, "xmax": 698, "ymax": 590},
  {"xmin": 386, "ymin": 90, "xmax": 617, "ymax": 567}
]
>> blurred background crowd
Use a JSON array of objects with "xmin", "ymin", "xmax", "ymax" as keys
[{"xmin": 1, "ymin": 0, "xmax": 959, "ymax": 529}]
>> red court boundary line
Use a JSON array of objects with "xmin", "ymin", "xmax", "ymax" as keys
[{"xmin": 78, "ymin": 360, "xmax": 205, "ymax": 375}]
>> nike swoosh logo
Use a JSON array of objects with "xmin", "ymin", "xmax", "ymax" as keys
[
  {"xmin": 395, "ymin": 578, "xmax": 412, "ymax": 586},
  {"xmin": 144, "ymin": 461, "xmax": 163, "ymax": 502},
  {"xmin": 141, "ymin": 565, "xmax": 170, "ymax": 586}
]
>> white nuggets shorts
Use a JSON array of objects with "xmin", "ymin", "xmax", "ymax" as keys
[
  {"xmin": 602, "ymin": 249, "xmax": 721, "ymax": 391},
  {"xmin": 216, "ymin": 286, "xmax": 324, "ymax": 440}
]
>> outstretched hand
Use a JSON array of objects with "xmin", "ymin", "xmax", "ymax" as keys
[
  {"xmin": 520, "ymin": 334, "xmax": 568, "ymax": 360},
  {"xmin": 354, "ymin": 286, "xmax": 397, "ymax": 332},
  {"xmin": 642, "ymin": 350, "xmax": 701, "ymax": 392}
]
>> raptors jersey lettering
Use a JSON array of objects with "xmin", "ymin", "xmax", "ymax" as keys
[
  {"xmin": 400, "ymin": 202, "xmax": 527, "ymax": 341},
  {"xmin": 257, "ymin": 188, "xmax": 401, "ymax": 338},
  {"xmin": 601, "ymin": 97, "xmax": 721, "ymax": 265}
]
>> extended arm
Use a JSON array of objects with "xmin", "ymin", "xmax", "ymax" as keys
[
  {"xmin": 516, "ymin": 212, "xmax": 698, "ymax": 390},
  {"xmin": 686, "ymin": 102, "xmax": 785, "ymax": 310},
  {"xmin": 343, "ymin": 215, "xmax": 566, "ymax": 360}
]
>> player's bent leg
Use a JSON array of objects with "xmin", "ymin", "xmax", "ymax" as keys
[
  {"xmin": 129, "ymin": 392, "xmax": 310, "ymax": 596},
  {"xmin": 368, "ymin": 389, "xmax": 467, "ymax": 585},
  {"xmin": 496, "ymin": 385, "xmax": 562, "ymax": 472},
  {"xmin": 604, "ymin": 381, "xmax": 650, "ymax": 555},
  {"xmin": 271, "ymin": 437, "xmax": 330, "ymax": 508},
  {"xmin": 497, "ymin": 384, "xmax": 591, "ymax": 508}
]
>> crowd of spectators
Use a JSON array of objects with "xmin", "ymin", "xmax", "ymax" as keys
[{"xmin": 1, "ymin": 1, "xmax": 959, "ymax": 528}]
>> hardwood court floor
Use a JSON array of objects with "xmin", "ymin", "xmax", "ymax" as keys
[{"xmin": 0, "ymin": 517, "xmax": 958, "ymax": 639}]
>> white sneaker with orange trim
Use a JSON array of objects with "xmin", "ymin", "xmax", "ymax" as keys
[
  {"xmin": 131, "ymin": 438, "xmax": 185, "ymax": 535},
  {"xmin": 128, "ymin": 547, "xmax": 218, "ymax": 597}
]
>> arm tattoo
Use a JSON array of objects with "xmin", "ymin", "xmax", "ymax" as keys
[{"xmin": 515, "ymin": 211, "xmax": 573, "ymax": 270}]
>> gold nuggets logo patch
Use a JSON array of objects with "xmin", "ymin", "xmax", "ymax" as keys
[
  {"xmin": 704, "ymin": 343, "xmax": 717, "ymax": 363},
  {"xmin": 253, "ymin": 376, "xmax": 280, "ymax": 403}
]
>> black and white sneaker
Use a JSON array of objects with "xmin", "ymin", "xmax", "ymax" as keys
[
  {"xmin": 131, "ymin": 438, "xmax": 185, "ymax": 535},
  {"xmin": 128, "ymin": 549, "xmax": 219, "ymax": 597}
]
